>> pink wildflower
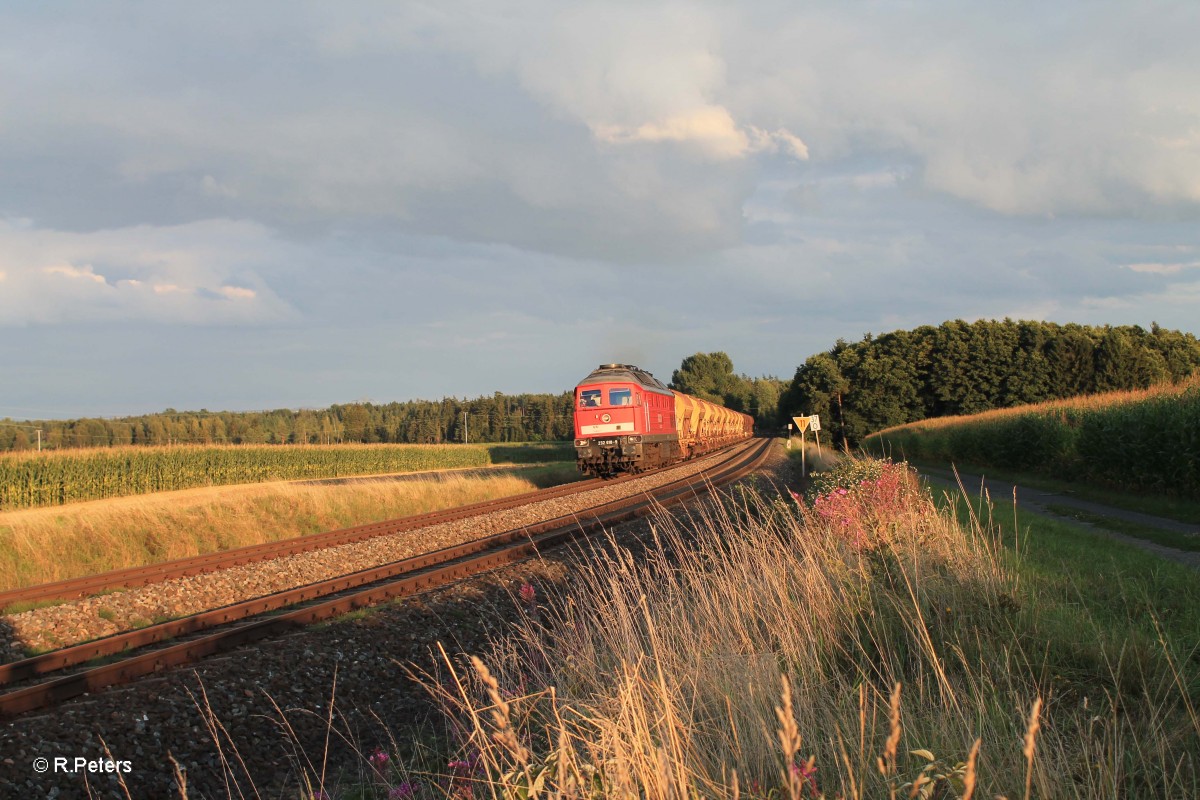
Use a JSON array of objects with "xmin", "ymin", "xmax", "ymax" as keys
[
  {"xmin": 369, "ymin": 747, "xmax": 390, "ymax": 776},
  {"xmin": 519, "ymin": 582, "xmax": 536, "ymax": 604},
  {"xmin": 791, "ymin": 757, "xmax": 820, "ymax": 798}
]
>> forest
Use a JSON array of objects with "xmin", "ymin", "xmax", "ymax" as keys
[
  {"xmin": 780, "ymin": 319, "xmax": 1200, "ymax": 448},
  {"xmin": 0, "ymin": 393, "xmax": 578, "ymax": 451}
]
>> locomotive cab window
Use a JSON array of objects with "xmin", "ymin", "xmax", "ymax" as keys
[
  {"xmin": 609, "ymin": 388, "xmax": 632, "ymax": 406},
  {"xmin": 579, "ymin": 389, "xmax": 602, "ymax": 407}
]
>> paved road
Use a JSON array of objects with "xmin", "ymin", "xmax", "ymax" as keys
[{"xmin": 915, "ymin": 465, "xmax": 1200, "ymax": 571}]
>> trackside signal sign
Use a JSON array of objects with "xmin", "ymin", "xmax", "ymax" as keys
[{"xmin": 792, "ymin": 415, "xmax": 821, "ymax": 432}]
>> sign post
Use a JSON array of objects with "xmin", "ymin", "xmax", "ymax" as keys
[
  {"xmin": 786, "ymin": 423, "xmax": 792, "ymax": 448},
  {"xmin": 792, "ymin": 416, "xmax": 811, "ymax": 476},
  {"xmin": 809, "ymin": 415, "xmax": 821, "ymax": 458}
]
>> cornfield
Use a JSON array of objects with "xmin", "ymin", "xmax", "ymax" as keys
[
  {"xmin": 0, "ymin": 443, "xmax": 571, "ymax": 511},
  {"xmin": 865, "ymin": 376, "xmax": 1200, "ymax": 496}
]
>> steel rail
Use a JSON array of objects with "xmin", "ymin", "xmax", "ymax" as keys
[{"xmin": 0, "ymin": 439, "xmax": 770, "ymax": 718}]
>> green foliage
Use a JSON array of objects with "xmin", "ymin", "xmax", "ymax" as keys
[
  {"xmin": 782, "ymin": 319, "xmax": 1200, "ymax": 447},
  {"xmin": 670, "ymin": 351, "xmax": 786, "ymax": 425},
  {"xmin": 803, "ymin": 457, "xmax": 892, "ymax": 504},
  {"xmin": 0, "ymin": 442, "xmax": 572, "ymax": 511},
  {"xmin": 0, "ymin": 392, "xmax": 578, "ymax": 452},
  {"xmin": 870, "ymin": 384, "xmax": 1200, "ymax": 497}
]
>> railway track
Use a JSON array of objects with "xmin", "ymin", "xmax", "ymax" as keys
[
  {"xmin": 0, "ymin": 473, "xmax": 618, "ymax": 610},
  {"xmin": 0, "ymin": 438, "xmax": 771, "ymax": 718}
]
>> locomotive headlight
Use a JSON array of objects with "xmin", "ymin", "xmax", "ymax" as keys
[{"xmin": 601, "ymin": 413, "xmax": 611, "ymax": 423}]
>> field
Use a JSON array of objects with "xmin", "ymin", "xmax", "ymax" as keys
[
  {"xmin": 863, "ymin": 376, "xmax": 1200, "ymax": 497},
  {"xmin": 0, "ymin": 442, "xmax": 572, "ymax": 512},
  {"xmin": 0, "ymin": 463, "xmax": 580, "ymax": 593},
  {"xmin": 364, "ymin": 458, "xmax": 1198, "ymax": 800}
]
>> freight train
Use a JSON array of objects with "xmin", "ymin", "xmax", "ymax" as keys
[{"xmin": 572, "ymin": 363, "xmax": 755, "ymax": 477}]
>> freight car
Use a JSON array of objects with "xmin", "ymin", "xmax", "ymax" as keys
[{"xmin": 572, "ymin": 363, "xmax": 755, "ymax": 477}]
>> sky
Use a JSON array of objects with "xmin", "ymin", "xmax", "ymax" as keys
[{"xmin": 2, "ymin": 2, "xmax": 1199, "ymax": 419}]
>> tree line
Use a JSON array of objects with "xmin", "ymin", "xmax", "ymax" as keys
[
  {"xmin": 0, "ymin": 393, "xmax": 577, "ymax": 451},
  {"xmin": 7, "ymin": 320, "xmax": 1196, "ymax": 452},
  {"xmin": 779, "ymin": 320, "xmax": 1200, "ymax": 448},
  {"xmin": 0, "ymin": 358, "xmax": 790, "ymax": 452}
]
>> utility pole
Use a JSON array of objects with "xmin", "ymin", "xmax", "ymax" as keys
[
  {"xmin": 36, "ymin": 429, "xmax": 42, "ymax": 452},
  {"xmin": 463, "ymin": 410, "xmax": 468, "ymax": 444}
]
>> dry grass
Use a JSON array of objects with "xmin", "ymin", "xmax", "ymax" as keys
[
  {"xmin": 415, "ymin": 462, "xmax": 1199, "ymax": 800},
  {"xmin": 0, "ymin": 465, "xmax": 578, "ymax": 592}
]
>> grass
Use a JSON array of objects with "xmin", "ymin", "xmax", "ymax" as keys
[
  {"xmin": 0, "ymin": 597, "xmax": 67, "ymax": 615},
  {"xmin": 0, "ymin": 463, "xmax": 582, "ymax": 593},
  {"xmin": 102, "ymin": 455, "xmax": 1198, "ymax": 799},
  {"xmin": 911, "ymin": 458, "xmax": 1200, "ymax": 526},
  {"xmin": 935, "ymin": 487, "xmax": 1200, "ymax": 693},
  {"xmin": 1041, "ymin": 503, "xmax": 1200, "ymax": 553},
  {"xmin": 350, "ymin": 458, "xmax": 1195, "ymax": 800}
]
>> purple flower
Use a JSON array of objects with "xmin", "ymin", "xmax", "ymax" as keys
[
  {"xmin": 389, "ymin": 782, "xmax": 419, "ymax": 800},
  {"xmin": 370, "ymin": 748, "xmax": 390, "ymax": 773},
  {"xmin": 519, "ymin": 582, "xmax": 536, "ymax": 604}
]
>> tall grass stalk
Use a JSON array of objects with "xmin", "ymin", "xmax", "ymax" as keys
[{"xmin": 423, "ymin": 462, "xmax": 1198, "ymax": 799}]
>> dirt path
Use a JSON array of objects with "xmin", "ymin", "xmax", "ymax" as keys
[{"xmin": 916, "ymin": 465, "xmax": 1200, "ymax": 571}]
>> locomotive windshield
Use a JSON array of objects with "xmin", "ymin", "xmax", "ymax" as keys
[
  {"xmin": 609, "ymin": 388, "xmax": 632, "ymax": 406},
  {"xmin": 579, "ymin": 389, "xmax": 602, "ymax": 407}
]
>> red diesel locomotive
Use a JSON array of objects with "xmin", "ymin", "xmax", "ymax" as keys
[{"xmin": 572, "ymin": 363, "xmax": 755, "ymax": 476}]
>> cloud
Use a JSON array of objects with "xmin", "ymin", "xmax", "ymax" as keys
[
  {"xmin": 219, "ymin": 285, "xmax": 257, "ymax": 300},
  {"xmin": 0, "ymin": 218, "xmax": 297, "ymax": 326},
  {"xmin": 45, "ymin": 263, "xmax": 107, "ymax": 283},
  {"xmin": 592, "ymin": 105, "xmax": 808, "ymax": 161},
  {"xmin": 1125, "ymin": 260, "xmax": 1200, "ymax": 275}
]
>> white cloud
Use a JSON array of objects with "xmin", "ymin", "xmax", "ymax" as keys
[
  {"xmin": 0, "ymin": 218, "xmax": 297, "ymax": 326},
  {"xmin": 593, "ymin": 105, "xmax": 808, "ymax": 161},
  {"xmin": 1125, "ymin": 260, "xmax": 1200, "ymax": 275},
  {"xmin": 45, "ymin": 263, "xmax": 107, "ymax": 283},
  {"xmin": 219, "ymin": 285, "xmax": 257, "ymax": 300}
]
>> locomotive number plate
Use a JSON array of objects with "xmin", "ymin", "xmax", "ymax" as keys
[{"xmin": 594, "ymin": 438, "xmax": 619, "ymax": 446}]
